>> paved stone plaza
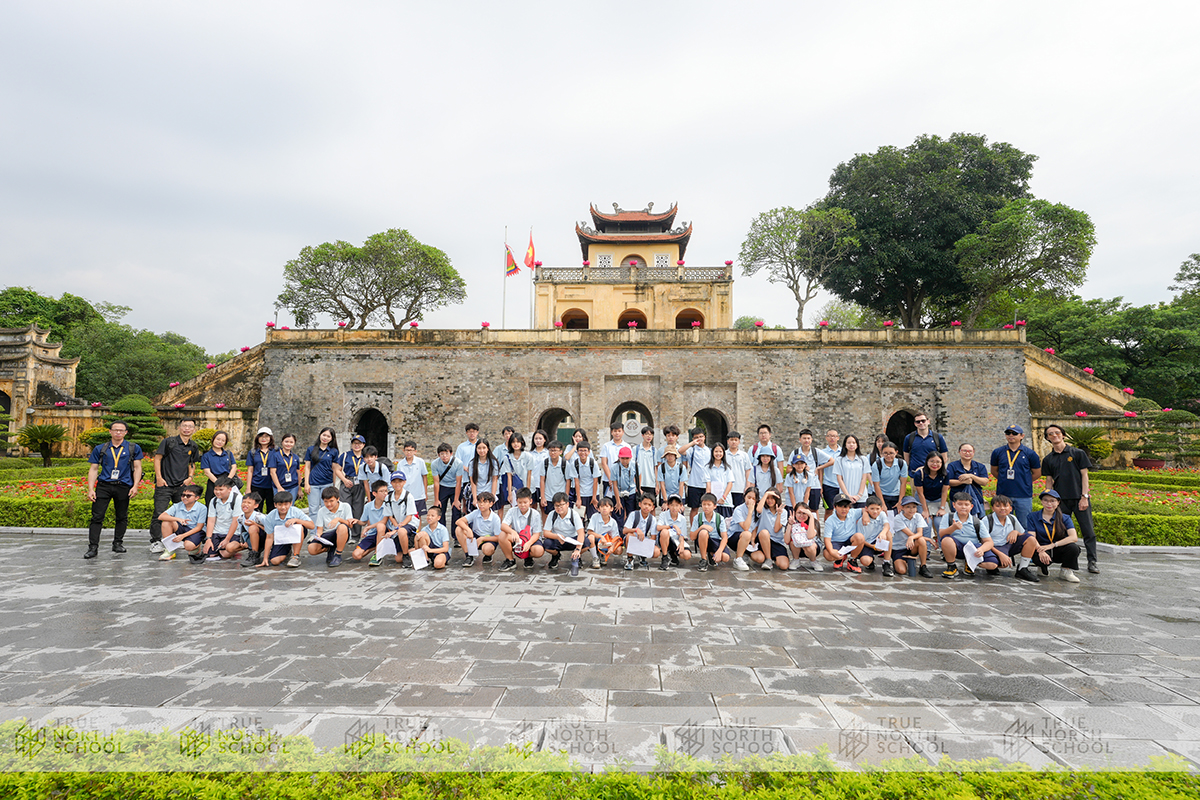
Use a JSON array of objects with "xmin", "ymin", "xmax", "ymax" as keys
[{"xmin": 1, "ymin": 533, "xmax": 1199, "ymax": 771}]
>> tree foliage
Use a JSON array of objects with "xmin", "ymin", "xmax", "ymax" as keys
[
  {"xmin": 822, "ymin": 132, "xmax": 1036, "ymax": 327},
  {"xmin": 738, "ymin": 205, "xmax": 858, "ymax": 328},
  {"xmin": 105, "ymin": 395, "xmax": 167, "ymax": 451},
  {"xmin": 811, "ymin": 298, "xmax": 884, "ymax": 329},
  {"xmin": 17, "ymin": 423, "xmax": 68, "ymax": 466},
  {"xmin": 276, "ymin": 228, "xmax": 466, "ymax": 329},
  {"xmin": 954, "ymin": 199, "xmax": 1095, "ymax": 326}
]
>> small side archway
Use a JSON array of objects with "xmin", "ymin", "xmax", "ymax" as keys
[
  {"xmin": 691, "ymin": 408, "xmax": 729, "ymax": 447},
  {"xmin": 885, "ymin": 409, "xmax": 917, "ymax": 453},
  {"xmin": 620, "ymin": 254, "xmax": 646, "ymax": 269},
  {"xmin": 611, "ymin": 401, "xmax": 653, "ymax": 433},
  {"xmin": 560, "ymin": 308, "xmax": 589, "ymax": 329},
  {"xmin": 537, "ymin": 407, "xmax": 578, "ymax": 444},
  {"xmin": 675, "ymin": 309, "xmax": 705, "ymax": 329},
  {"xmin": 617, "ymin": 309, "xmax": 648, "ymax": 329},
  {"xmin": 353, "ymin": 408, "xmax": 390, "ymax": 459}
]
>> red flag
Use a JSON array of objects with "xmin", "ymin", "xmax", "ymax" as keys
[
  {"xmin": 524, "ymin": 232, "xmax": 536, "ymax": 269},
  {"xmin": 505, "ymin": 244, "xmax": 520, "ymax": 277}
]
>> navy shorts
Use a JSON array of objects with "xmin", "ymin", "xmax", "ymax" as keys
[
  {"xmin": 184, "ymin": 531, "xmax": 204, "ymax": 547},
  {"xmin": 269, "ymin": 543, "xmax": 292, "ymax": 561},
  {"xmin": 829, "ymin": 538, "xmax": 853, "ymax": 553},
  {"xmin": 312, "ymin": 530, "xmax": 341, "ymax": 552},
  {"xmin": 414, "ymin": 499, "xmax": 428, "ymax": 515},
  {"xmin": 822, "ymin": 485, "xmax": 840, "ymax": 509},
  {"xmin": 769, "ymin": 541, "xmax": 788, "ymax": 560},
  {"xmin": 359, "ymin": 532, "xmax": 379, "ymax": 551},
  {"xmin": 862, "ymin": 538, "xmax": 889, "ymax": 554},
  {"xmin": 686, "ymin": 486, "xmax": 706, "ymax": 509},
  {"xmin": 539, "ymin": 537, "xmax": 577, "ymax": 552}
]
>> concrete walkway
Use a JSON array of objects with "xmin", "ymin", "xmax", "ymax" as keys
[{"xmin": 1, "ymin": 534, "xmax": 1198, "ymax": 771}]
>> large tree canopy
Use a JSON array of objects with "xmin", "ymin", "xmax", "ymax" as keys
[
  {"xmin": 822, "ymin": 132, "xmax": 1037, "ymax": 327},
  {"xmin": 738, "ymin": 205, "xmax": 859, "ymax": 328},
  {"xmin": 953, "ymin": 198, "xmax": 1095, "ymax": 327},
  {"xmin": 276, "ymin": 228, "xmax": 466, "ymax": 329}
]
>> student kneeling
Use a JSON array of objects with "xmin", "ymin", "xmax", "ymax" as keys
[{"xmin": 1025, "ymin": 489, "xmax": 1082, "ymax": 583}]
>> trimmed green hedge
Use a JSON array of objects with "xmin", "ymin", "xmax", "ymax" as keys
[
  {"xmin": 0, "ymin": 464, "xmax": 93, "ymax": 485},
  {"xmin": 1091, "ymin": 471, "xmax": 1200, "ymax": 488},
  {"xmin": 1094, "ymin": 512, "xmax": 1200, "ymax": 546},
  {"xmin": 0, "ymin": 458, "xmax": 86, "ymax": 471},
  {"xmin": 0, "ymin": 497, "xmax": 155, "ymax": 528}
]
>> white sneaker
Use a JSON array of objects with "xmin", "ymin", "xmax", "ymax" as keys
[
  {"xmin": 158, "ymin": 550, "xmax": 175, "ymax": 561},
  {"xmin": 149, "ymin": 541, "xmax": 165, "ymax": 554},
  {"xmin": 760, "ymin": 561, "xmax": 773, "ymax": 571},
  {"xmin": 732, "ymin": 557, "xmax": 749, "ymax": 572},
  {"xmin": 1060, "ymin": 567, "xmax": 1079, "ymax": 583},
  {"xmin": 810, "ymin": 561, "xmax": 824, "ymax": 572},
  {"xmin": 788, "ymin": 558, "xmax": 802, "ymax": 571},
  {"xmin": 286, "ymin": 555, "xmax": 301, "ymax": 568}
]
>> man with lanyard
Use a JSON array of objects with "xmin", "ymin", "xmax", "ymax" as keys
[
  {"xmin": 1042, "ymin": 424, "xmax": 1099, "ymax": 574},
  {"xmin": 149, "ymin": 419, "xmax": 201, "ymax": 553},
  {"xmin": 989, "ymin": 424, "xmax": 1041, "ymax": 523},
  {"xmin": 335, "ymin": 434, "xmax": 367, "ymax": 539},
  {"xmin": 903, "ymin": 412, "xmax": 949, "ymax": 470},
  {"xmin": 946, "ymin": 443, "xmax": 990, "ymax": 517},
  {"xmin": 84, "ymin": 421, "xmax": 143, "ymax": 559}
]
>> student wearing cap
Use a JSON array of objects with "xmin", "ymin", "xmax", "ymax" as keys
[
  {"xmin": 990, "ymin": 424, "xmax": 1041, "ymax": 522},
  {"xmin": 1025, "ymin": 489, "xmax": 1082, "ymax": 583},
  {"xmin": 656, "ymin": 446, "xmax": 687, "ymax": 510},
  {"xmin": 821, "ymin": 494, "xmax": 865, "ymax": 572},
  {"xmin": 788, "ymin": 429, "xmax": 823, "ymax": 510},
  {"xmin": 84, "ymin": 420, "xmax": 144, "ymax": 559},
  {"xmin": 1041, "ymin": 424, "xmax": 1099, "ymax": 574},
  {"xmin": 609, "ymin": 446, "xmax": 639, "ymax": 524},
  {"xmin": 891, "ymin": 496, "xmax": 932, "ymax": 577},
  {"xmin": 946, "ymin": 443, "xmax": 990, "ymax": 517},
  {"xmin": 246, "ymin": 427, "xmax": 278, "ymax": 513},
  {"xmin": 598, "ymin": 421, "xmax": 627, "ymax": 497},
  {"xmin": 902, "ymin": 411, "xmax": 949, "ymax": 471},
  {"xmin": 335, "ymin": 434, "xmax": 367, "ymax": 537}
]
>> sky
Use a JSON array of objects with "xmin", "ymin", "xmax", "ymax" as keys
[{"xmin": 1, "ymin": 1, "xmax": 1197, "ymax": 354}]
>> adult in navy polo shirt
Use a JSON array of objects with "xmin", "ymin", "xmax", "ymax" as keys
[
  {"xmin": 989, "ymin": 424, "xmax": 1041, "ymax": 522},
  {"xmin": 1042, "ymin": 423, "xmax": 1099, "ymax": 575},
  {"xmin": 150, "ymin": 419, "xmax": 202, "ymax": 553},
  {"xmin": 84, "ymin": 421, "xmax": 144, "ymax": 559},
  {"xmin": 902, "ymin": 412, "xmax": 948, "ymax": 470}
]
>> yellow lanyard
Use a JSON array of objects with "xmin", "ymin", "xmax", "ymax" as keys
[
  {"xmin": 1006, "ymin": 448, "xmax": 1021, "ymax": 471},
  {"xmin": 109, "ymin": 445, "xmax": 124, "ymax": 472},
  {"xmin": 283, "ymin": 454, "xmax": 295, "ymax": 473},
  {"xmin": 351, "ymin": 455, "xmax": 362, "ymax": 476},
  {"xmin": 1042, "ymin": 518, "xmax": 1055, "ymax": 542}
]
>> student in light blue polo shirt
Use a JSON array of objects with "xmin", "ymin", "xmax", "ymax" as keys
[
  {"xmin": 821, "ymin": 494, "xmax": 865, "ymax": 572},
  {"xmin": 414, "ymin": 506, "xmax": 451, "ymax": 569},
  {"xmin": 679, "ymin": 428, "xmax": 712, "ymax": 521},
  {"xmin": 938, "ymin": 492, "xmax": 997, "ymax": 579},
  {"xmin": 856, "ymin": 496, "xmax": 894, "ymax": 576},
  {"xmin": 454, "ymin": 423, "xmax": 482, "ymax": 472},
  {"xmin": 356, "ymin": 446, "xmax": 391, "ymax": 493},
  {"xmin": 431, "ymin": 443, "xmax": 463, "ymax": 530},
  {"xmin": 258, "ymin": 491, "xmax": 314, "ymax": 568},
  {"xmin": 870, "ymin": 442, "xmax": 909, "ymax": 512},
  {"xmin": 156, "ymin": 484, "xmax": 208, "ymax": 563},
  {"xmin": 539, "ymin": 441, "xmax": 574, "ymax": 514},
  {"xmin": 655, "ymin": 447, "xmax": 686, "ymax": 508},
  {"xmin": 890, "ymin": 497, "xmax": 932, "ymax": 578},
  {"xmin": 454, "ymin": 491, "xmax": 513, "ymax": 569},
  {"xmin": 816, "ymin": 429, "xmax": 842, "ymax": 517}
]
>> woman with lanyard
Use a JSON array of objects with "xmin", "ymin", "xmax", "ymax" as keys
[
  {"xmin": 1024, "ymin": 489, "xmax": 1081, "ymax": 583},
  {"xmin": 304, "ymin": 427, "xmax": 340, "ymax": 519},
  {"xmin": 201, "ymin": 430, "xmax": 238, "ymax": 505},
  {"xmin": 269, "ymin": 433, "xmax": 302, "ymax": 502},
  {"xmin": 245, "ymin": 427, "xmax": 277, "ymax": 513}
]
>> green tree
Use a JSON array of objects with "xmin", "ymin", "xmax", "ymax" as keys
[
  {"xmin": 0, "ymin": 287, "xmax": 102, "ymax": 333},
  {"xmin": 17, "ymin": 423, "xmax": 68, "ymax": 467},
  {"xmin": 60, "ymin": 322, "xmax": 209, "ymax": 403},
  {"xmin": 953, "ymin": 199, "xmax": 1096, "ymax": 327},
  {"xmin": 811, "ymin": 298, "xmax": 883, "ymax": 329},
  {"xmin": 738, "ymin": 205, "xmax": 858, "ymax": 328},
  {"xmin": 733, "ymin": 316, "xmax": 763, "ymax": 329},
  {"xmin": 276, "ymin": 228, "xmax": 467, "ymax": 329},
  {"xmin": 822, "ymin": 132, "xmax": 1036, "ymax": 328}
]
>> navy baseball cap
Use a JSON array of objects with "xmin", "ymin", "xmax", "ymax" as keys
[
  {"xmin": 1039, "ymin": 489, "xmax": 1061, "ymax": 500},
  {"xmin": 1004, "ymin": 425, "xmax": 1024, "ymax": 435},
  {"xmin": 900, "ymin": 496, "xmax": 921, "ymax": 507}
]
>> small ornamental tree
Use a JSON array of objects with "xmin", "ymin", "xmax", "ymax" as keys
[
  {"xmin": 104, "ymin": 395, "xmax": 167, "ymax": 451},
  {"xmin": 1136, "ymin": 409, "xmax": 1200, "ymax": 465},
  {"xmin": 17, "ymin": 423, "xmax": 68, "ymax": 467}
]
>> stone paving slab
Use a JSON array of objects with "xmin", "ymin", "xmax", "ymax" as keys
[{"xmin": 2, "ymin": 535, "xmax": 1198, "ymax": 770}]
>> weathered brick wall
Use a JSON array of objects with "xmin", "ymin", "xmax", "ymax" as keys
[{"xmin": 256, "ymin": 331, "xmax": 1038, "ymax": 458}]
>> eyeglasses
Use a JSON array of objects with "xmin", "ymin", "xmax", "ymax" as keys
[
  {"xmin": 182, "ymin": 493, "xmax": 197, "ymax": 498},
  {"xmin": 914, "ymin": 419, "xmax": 928, "ymax": 424}
]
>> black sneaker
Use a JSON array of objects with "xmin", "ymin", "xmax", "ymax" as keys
[
  {"xmin": 402, "ymin": 554, "xmax": 413, "ymax": 568},
  {"xmin": 328, "ymin": 554, "xmax": 342, "ymax": 568},
  {"xmin": 241, "ymin": 551, "xmax": 259, "ymax": 568},
  {"xmin": 326, "ymin": 550, "xmax": 337, "ymax": 566},
  {"xmin": 669, "ymin": 555, "xmax": 680, "ymax": 567},
  {"xmin": 864, "ymin": 560, "xmax": 877, "ymax": 572},
  {"xmin": 548, "ymin": 554, "xmax": 560, "ymax": 570},
  {"xmin": 482, "ymin": 554, "xmax": 493, "ymax": 565},
  {"xmin": 697, "ymin": 558, "xmax": 709, "ymax": 572},
  {"xmin": 983, "ymin": 567, "xmax": 998, "ymax": 579},
  {"xmin": 111, "ymin": 543, "xmax": 126, "ymax": 554},
  {"xmin": 1039, "ymin": 562, "xmax": 1049, "ymax": 576},
  {"xmin": 188, "ymin": 550, "xmax": 205, "ymax": 563},
  {"xmin": 523, "ymin": 556, "xmax": 534, "ymax": 568},
  {"xmin": 881, "ymin": 560, "xmax": 894, "ymax": 577},
  {"xmin": 84, "ymin": 547, "xmax": 98, "ymax": 560},
  {"xmin": 639, "ymin": 557, "xmax": 649, "ymax": 569},
  {"xmin": 942, "ymin": 563, "xmax": 958, "ymax": 579},
  {"xmin": 500, "ymin": 559, "xmax": 517, "ymax": 571},
  {"xmin": 659, "ymin": 556, "xmax": 669, "ymax": 571},
  {"xmin": 1014, "ymin": 566, "xmax": 1040, "ymax": 582},
  {"xmin": 462, "ymin": 556, "xmax": 475, "ymax": 568},
  {"xmin": 917, "ymin": 564, "xmax": 932, "ymax": 578},
  {"xmin": 1088, "ymin": 560, "xmax": 1100, "ymax": 574},
  {"xmin": 623, "ymin": 557, "xmax": 634, "ymax": 571}
]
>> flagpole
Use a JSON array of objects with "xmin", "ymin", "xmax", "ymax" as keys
[{"xmin": 501, "ymin": 225, "xmax": 506, "ymax": 328}]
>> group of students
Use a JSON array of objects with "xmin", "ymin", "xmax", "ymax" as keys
[{"xmin": 133, "ymin": 417, "xmax": 1089, "ymax": 583}]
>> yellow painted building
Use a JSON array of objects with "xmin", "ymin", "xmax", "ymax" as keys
[{"xmin": 533, "ymin": 203, "xmax": 733, "ymax": 329}]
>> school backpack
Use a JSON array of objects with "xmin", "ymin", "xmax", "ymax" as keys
[{"xmin": 505, "ymin": 454, "xmax": 525, "ymax": 490}]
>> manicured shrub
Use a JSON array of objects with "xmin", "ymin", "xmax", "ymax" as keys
[
  {"xmin": 1094, "ymin": 512, "xmax": 1200, "ymax": 546},
  {"xmin": 1091, "ymin": 471, "xmax": 1200, "ymax": 488}
]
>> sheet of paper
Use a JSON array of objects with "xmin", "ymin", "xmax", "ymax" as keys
[
  {"xmin": 273, "ymin": 524, "xmax": 301, "ymax": 545},
  {"xmin": 162, "ymin": 535, "xmax": 186, "ymax": 553},
  {"xmin": 409, "ymin": 548, "xmax": 430, "ymax": 570},
  {"xmin": 560, "ymin": 536, "xmax": 581, "ymax": 547},
  {"xmin": 837, "ymin": 544, "xmax": 856, "ymax": 556},
  {"xmin": 744, "ymin": 541, "xmax": 759, "ymax": 553},
  {"xmin": 963, "ymin": 541, "xmax": 984, "ymax": 571},
  {"xmin": 377, "ymin": 537, "xmax": 398, "ymax": 559},
  {"xmin": 625, "ymin": 535, "xmax": 655, "ymax": 558},
  {"xmin": 466, "ymin": 538, "xmax": 479, "ymax": 556}
]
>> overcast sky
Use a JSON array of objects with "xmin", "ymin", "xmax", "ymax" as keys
[{"xmin": 2, "ymin": 1, "xmax": 1197, "ymax": 353}]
